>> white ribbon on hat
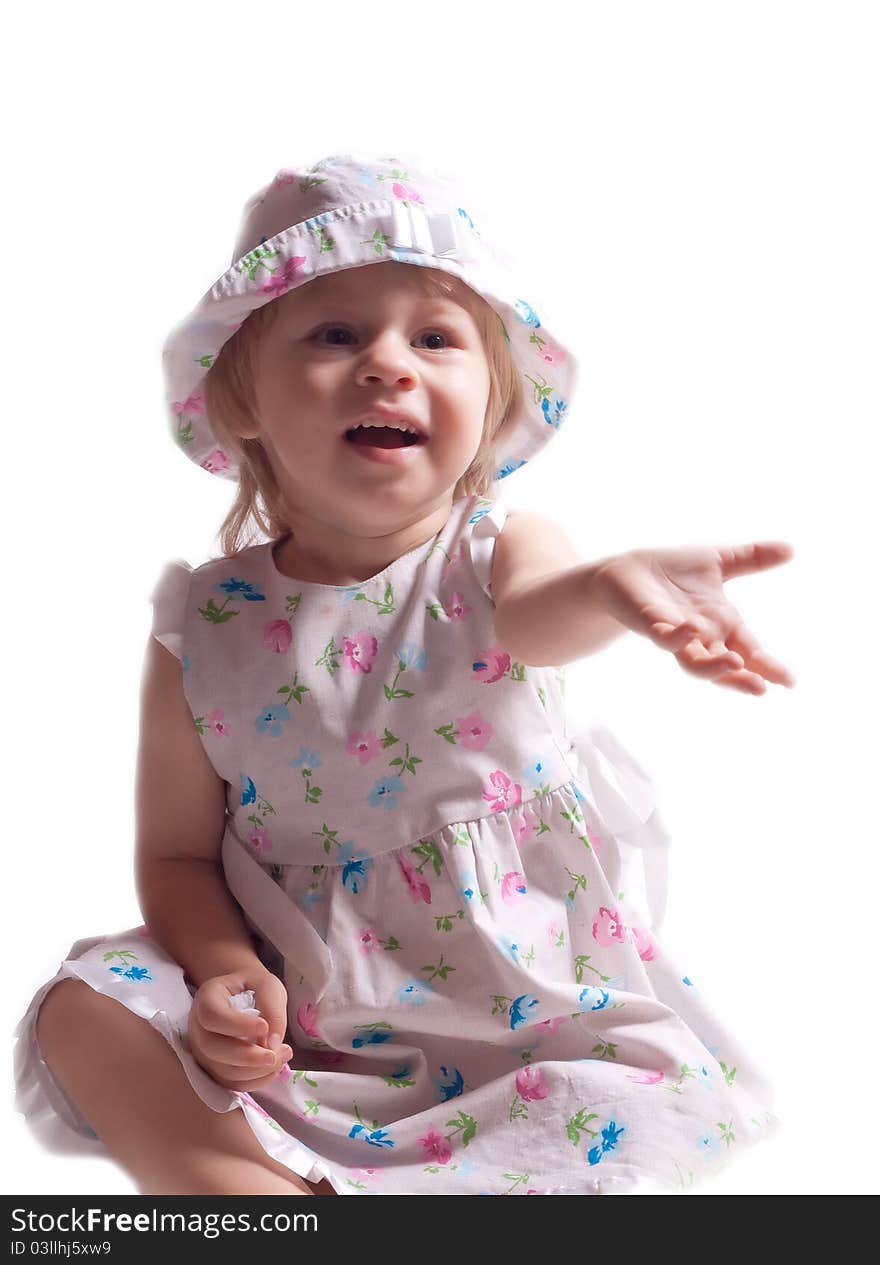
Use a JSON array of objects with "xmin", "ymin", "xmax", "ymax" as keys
[{"xmin": 389, "ymin": 202, "xmax": 476, "ymax": 262}]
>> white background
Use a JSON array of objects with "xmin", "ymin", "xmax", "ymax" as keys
[{"xmin": 3, "ymin": 0, "xmax": 878, "ymax": 1196}]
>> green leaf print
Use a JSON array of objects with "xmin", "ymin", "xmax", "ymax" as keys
[
  {"xmin": 590, "ymin": 1040, "xmax": 618, "ymax": 1060},
  {"xmin": 434, "ymin": 722, "xmax": 458, "ymax": 745},
  {"xmin": 302, "ymin": 1100, "xmax": 320, "ymax": 1116},
  {"xmin": 102, "ymin": 949, "xmax": 138, "ymax": 964},
  {"xmin": 315, "ymin": 638, "xmax": 343, "ymax": 676},
  {"xmin": 720, "ymin": 1060, "xmax": 738, "ymax": 1087},
  {"xmin": 491, "ymin": 995, "xmax": 512, "ymax": 1016},
  {"xmin": 426, "ymin": 601, "xmax": 444, "ymax": 622},
  {"xmin": 537, "ymin": 685, "xmax": 547, "ymax": 708},
  {"xmin": 382, "ymin": 1070, "xmax": 416, "ymax": 1088},
  {"xmin": 524, "ymin": 372, "xmax": 554, "ymax": 405},
  {"xmin": 388, "ymin": 744, "xmax": 422, "ymax": 776},
  {"xmin": 509, "ymin": 1097, "xmax": 529, "ymax": 1122},
  {"xmin": 383, "ymin": 660, "xmax": 415, "ymax": 701},
  {"xmin": 502, "ymin": 1172, "xmax": 529, "ymax": 1195},
  {"xmin": 313, "ymin": 823, "xmax": 340, "ymax": 855},
  {"xmin": 354, "ymin": 581, "xmax": 396, "ymax": 615},
  {"xmin": 381, "ymin": 728, "xmax": 399, "ymax": 749},
  {"xmin": 510, "ymin": 661, "xmax": 527, "ymax": 682},
  {"xmin": 237, "ymin": 243, "xmax": 281, "ymax": 282},
  {"xmin": 566, "ymin": 1107, "xmax": 599, "ymax": 1146},
  {"xmin": 411, "ymin": 839, "xmax": 443, "ymax": 875},
  {"xmin": 434, "ymin": 910, "xmax": 465, "ymax": 932},
  {"xmin": 717, "ymin": 1119, "xmax": 736, "ymax": 1148},
  {"xmin": 277, "ymin": 673, "xmax": 309, "ymax": 705},
  {"xmin": 198, "ymin": 596, "xmax": 239, "ymax": 624},
  {"xmin": 361, "ymin": 229, "xmax": 391, "ymax": 255},
  {"xmin": 421, "ymin": 954, "xmax": 455, "ymax": 983},
  {"xmin": 573, "ymin": 954, "xmax": 611, "ymax": 985},
  {"xmin": 379, "ymin": 935, "xmax": 402, "ymax": 951},
  {"xmin": 565, "ymin": 867, "xmax": 589, "ymax": 904},
  {"xmin": 289, "ymin": 1068, "xmax": 319, "ymax": 1089},
  {"xmin": 446, "ymin": 1110, "xmax": 476, "ymax": 1147},
  {"xmin": 176, "ymin": 419, "xmax": 193, "ymax": 445}
]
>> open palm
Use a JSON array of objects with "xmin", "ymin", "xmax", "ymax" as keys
[{"xmin": 592, "ymin": 541, "xmax": 796, "ymax": 695}]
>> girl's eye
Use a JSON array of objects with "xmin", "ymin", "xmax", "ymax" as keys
[{"xmin": 314, "ymin": 327, "xmax": 450, "ymax": 349}]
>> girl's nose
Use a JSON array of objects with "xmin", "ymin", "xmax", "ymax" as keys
[{"xmin": 355, "ymin": 333, "xmax": 419, "ymax": 389}]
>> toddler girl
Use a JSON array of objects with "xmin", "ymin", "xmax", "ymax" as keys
[{"xmin": 15, "ymin": 153, "xmax": 794, "ymax": 1196}]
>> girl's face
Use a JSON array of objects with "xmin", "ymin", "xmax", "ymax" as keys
[{"xmin": 248, "ymin": 262, "xmax": 492, "ymax": 536}]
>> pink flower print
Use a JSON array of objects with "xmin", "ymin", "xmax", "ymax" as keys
[
  {"xmin": 351, "ymin": 1167, "xmax": 382, "ymax": 1181},
  {"xmin": 472, "ymin": 644, "xmax": 511, "ymax": 684},
  {"xmin": 343, "ymin": 631, "xmax": 378, "ymax": 674},
  {"xmin": 260, "ymin": 254, "xmax": 307, "ymax": 298},
  {"xmin": 457, "ymin": 709, "xmax": 493, "ymax": 752},
  {"xmin": 514, "ymin": 804, "xmax": 541, "ymax": 845},
  {"xmin": 536, "ymin": 338, "xmax": 567, "ymax": 367},
  {"xmin": 357, "ymin": 928, "xmax": 381, "ymax": 955},
  {"xmin": 585, "ymin": 823, "xmax": 603, "ymax": 856},
  {"xmin": 418, "ymin": 1125, "xmax": 452, "ymax": 1165},
  {"xmin": 442, "ymin": 543, "xmax": 463, "ymax": 579},
  {"xmin": 392, "ymin": 182, "xmax": 424, "ymax": 204},
  {"xmin": 347, "ymin": 729, "xmax": 382, "ymax": 764},
  {"xmin": 501, "ymin": 871, "xmax": 527, "ymax": 904},
  {"xmin": 592, "ymin": 905, "xmax": 626, "ymax": 946},
  {"xmin": 200, "ymin": 448, "xmax": 230, "ymax": 475},
  {"xmin": 276, "ymin": 1062, "xmax": 294, "ymax": 1085},
  {"xmin": 515, "ymin": 1065, "xmax": 550, "ymax": 1103},
  {"xmin": 534, "ymin": 1014, "xmax": 569, "ymax": 1035},
  {"xmin": 396, "ymin": 853, "xmax": 432, "ymax": 904},
  {"xmin": 206, "ymin": 708, "xmax": 231, "ymax": 737},
  {"xmin": 631, "ymin": 927, "xmax": 661, "ymax": 962},
  {"xmin": 296, "ymin": 1002, "xmax": 321, "ymax": 1039},
  {"xmin": 172, "ymin": 389, "xmax": 204, "ymax": 415},
  {"xmin": 626, "ymin": 1069, "xmax": 664, "ymax": 1085},
  {"xmin": 482, "ymin": 769, "xmax": 523, "ymax": 813},
  {"xmin": 272, "ymin": 169, "xmax": 298, "ymax": 187},
  {"xmin": 264, "ymin": 619, "xmax": 292, "ymax": 653},
  {"xmin": 443, "ymin": 591, "xmax": 472, "ymax": 622},
  {"xmin": 247, "ymin": 825, "xmax": 272, "ymax": 855}
]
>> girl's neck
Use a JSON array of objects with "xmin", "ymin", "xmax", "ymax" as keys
[{"xmin": 271, "ymin": 496, "xmax": 461, "ymax": 585}]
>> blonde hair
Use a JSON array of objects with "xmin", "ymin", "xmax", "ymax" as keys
[{"xmin": 202, "ymin": 264, "xmax": 522, "ymax": 556}]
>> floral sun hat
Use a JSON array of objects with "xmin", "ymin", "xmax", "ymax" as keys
[{"xmin": 162, "ymin": 153, "xmax": 577, "ymax": 484}]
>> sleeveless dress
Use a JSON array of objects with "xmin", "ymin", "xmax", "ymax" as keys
[{"xmin": 14, "ymin": 493, "xmax": 778, "ymax": 1195}]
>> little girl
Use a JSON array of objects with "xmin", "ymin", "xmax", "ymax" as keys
[{"xmin": 15, "ymin": 152, "xmax": 795, "ymax": 1197}]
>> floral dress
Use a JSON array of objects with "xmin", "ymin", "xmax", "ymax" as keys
[{"xmin": 14, "ymin": 493, "xmax": 778, "ymax": 1195}]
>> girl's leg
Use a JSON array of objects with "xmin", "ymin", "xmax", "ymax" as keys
[{"xmin": 35, "ymin": 978, "xmax": 335, "ymax": 1196}]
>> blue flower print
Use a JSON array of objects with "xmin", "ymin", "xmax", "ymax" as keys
[
  {"xmin": 389, "ymin": 247, "xmax": 431, "ymax": 267},
  {"xmin": 290, "ymin": 746, "xmax": 322, "ymax": 770},
  {"xmin": 337, "ymin": 841, "xmax": 373, "ymax": 895},
  {"xmin": 509, "ymin": 993, "xmax": 540, "ymax": 1030},
  {"xmin": 697, "ymin": 1064, "xmax": 714, "ymax": 1091},
  {"xmin": 368, "ymin": 775, "xmax": 406, "ymax": 810},
  {"xmin": 522, "ymin": 755, "xmax": 550, "ymax": 789},
  {"xmin": 541, "ymin": 396, "xmax": 567, "ymax": 429},
  {"xmin": 696, "ymin": 1130, "xmax": 720, "ymax": 1159},
  {"xmin": 469, "ymin": 504, "xmax": 492, "ymax": 526},
  {"xmin": 396, "ymin": 978, "xmax": 435, "ymax": 1007},
  {"xmin": 181, "ymin": 654, "xmax": 191, "ymax": 674},
  {"xmin": 217, "ymin": 577, "xmax": 266, "ymax": 601},
  {"xmin": 572, "ymin": 782, "xmax": 586, "ymax": 804},
  {"xmin": 497, "ymin": 459, "xmax": 527, "ymax": 480},
  {"xmin": 395, "ymin": 642, "xmax": 427, "ymax": 671},
  {"xmin": 587, "ymin": 1119, "xmax": 626, "ymax": 1166},
  {"xmin": 352, "ymin": 1027, "xmax": 394, "ymax": 1049},
  {"xmin": 255, "ymin": 704, "xmax": 291, "ymax": 738},
  {"xmin": 109, "ymin": 965, "xmax": 153, "ymax": 983},
  {"xmin": 240, "ymin": 774, "xmax": 257, "ymax": 806},
  {"xmin": 457, "ymin": 207, "xmax": 475, "ymax": 231},
  {"xmin": 498, "ymin": 934, "xmax": 521, "ymax": 964},
  {"xmin": 338, "ymin": 586, "xmax": 364, "ymax": 604},
  {"xmin": 434, "ymin": 1065, "xmax": 464, "ymax": 1102},
  {"xmin": 578, "ymin": 986, "xmax": 611, "ymax": 1012},
  {"xmin": 303, "ymin": 212, "xmax": 334, "ymax": 233},
  {"xmin": 515, "ymin": 299, "xmax": 541, "ymax": 328},
  {"xmin": 683, "ymin": 976, "xmax": 694, "ymax": 987},
  {"xmin": 348, "ymin": 1123, "xmax": 395, "ymax": 1148}
]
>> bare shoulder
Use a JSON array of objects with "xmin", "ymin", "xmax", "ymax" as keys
[{"xmin": 491, "ymin": 508, "xmax": 586, "ymax": 609}]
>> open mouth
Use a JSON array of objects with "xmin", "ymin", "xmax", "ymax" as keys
[{"xmin": 344, "ymin": 425, "xmax": 425, "ymax": 449}]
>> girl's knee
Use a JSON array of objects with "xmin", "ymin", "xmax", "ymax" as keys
[{"xmin": 35, "ymin": 977, "xmax": 113, "ymax": 1061}]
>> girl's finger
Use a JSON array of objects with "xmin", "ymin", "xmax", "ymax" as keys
[
  {"xmin": 675, "ymin": 638, "xmax": 745, "ymax": 679},
  {"xmin": 194, "ymin": 991, "xmax": 269, "ymax": 1043},
  {"xmin": 716, "ymin": 541, "xmax": 795, "ymax": 580},
  {"xmin": 193, "ymin": 1024, "xmax": 292, "ymax": 1072},
  {"xmin": 726, "ymin": 625, "xmax": 796, "ymax": 687}
]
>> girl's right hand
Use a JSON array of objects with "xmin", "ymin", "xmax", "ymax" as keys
[{"xmin": 187, "ymin": 968, "xmax": 294, "ymax": 1092}]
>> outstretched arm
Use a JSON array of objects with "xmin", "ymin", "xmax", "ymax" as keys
[{"xmin": 492, "ymin": 511, "xmax": 795, "ymax": 695}]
